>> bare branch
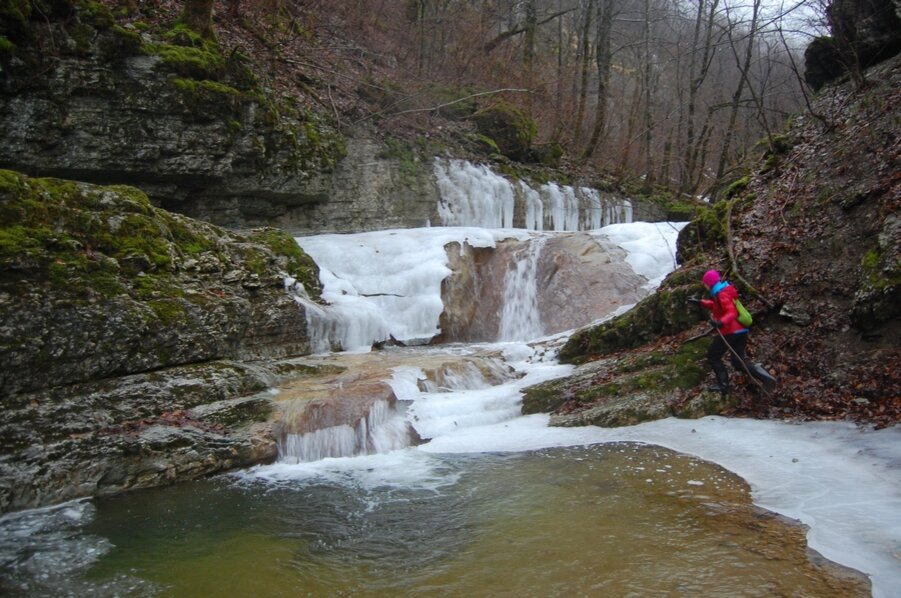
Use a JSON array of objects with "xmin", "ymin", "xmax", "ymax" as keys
[
  {"xmin": 388, "ymin": 89, "xmax": 531, "ymax": 117},
  {"xmin": 483, "ymin": 8, "xmax": 575, "ymax": 53}
]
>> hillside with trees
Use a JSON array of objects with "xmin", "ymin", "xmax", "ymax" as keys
[{"xmin": 64, "ymin": 0, "xmax": 820, "ymax": 194}]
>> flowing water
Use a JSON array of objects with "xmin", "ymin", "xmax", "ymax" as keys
[
  {"xmin": 498, "ymin": 237, "xmax": 546, "ymax": 341},
  {"xmin": 0, "ymin": 164, "xmax": 891, "ymax": 595}
]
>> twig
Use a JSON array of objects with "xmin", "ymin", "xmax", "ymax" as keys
[
  {"xmin": 282, "ymin": 57, "xmax": 383, "ymax": 89},
  {"xmin": 683, "ymin": 328, "xmax": 714, "ymax": 343},
  {"xmin": 387, "ymin": 88, "xmax": 531, "ymax": 117},
  {"xmin": 326, "ymin": 83, "xmax": 340, "ymax": 124},
  {"xmin": 351, "ymin": 88, "xmax": 531, "ymax": 126},
  {"xmin": 724, "ymin": 198, "xmax": 775, "ymax": 309}
]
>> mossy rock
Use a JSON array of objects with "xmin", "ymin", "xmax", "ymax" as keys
[
  {"xmin": 533, "ymin": 141, "xmax": 563, "ymax": 167},
  {"xmin": 0, "ymin": 170, "xmax": 321, "ymax": 301},
  {"xmin": 1, "ymin": 169, "xmax": 321, "ymax": 396},
  {"xmin": 804, "ymin": 36, "xmax": 844, "ymax": 91},
  {"xmin": 626, "ymin": 183, "xmax": 701, "ymax": 221},
  {"xmin": 426, "ymin": 83, "xmax": 478, "ymax": 120},
  {"xmin": 675, "ymin": 202, "xmax": 730, "ymax": 264},
  {"xmin": 523, "ymin": 336, "xmax": 709, "ymax": 418},
  {"xmin": 850, "ymin": 216, "xmax": 901, "ymax": 330},
  {"xmin": 247, "ymin": 228, "xmax": 321, "ymax": 301},
  {"xmin": 0, "ymin": 0, "xmax": 35, "ymax": 39},
  {"xmin": 531, "ymin": 339, "xmax": 713, "ymax": 427},
  {"xmin": 471, "ymin": 101, "xmax": 537, "ymax": 162},
  {"xmin": 558, "ymin": 268, "xmax": 707, "ymax": 364}
]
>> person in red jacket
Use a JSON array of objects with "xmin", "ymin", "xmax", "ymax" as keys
[{"xmin": 698, "ymin": 269, "xmax": 754, "ymax": 394}]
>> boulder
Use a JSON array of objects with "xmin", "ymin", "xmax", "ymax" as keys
[
  {"xmin": 0, "ymin": 171, "xmax": 327, "ymax": 512},
  {"xmin": 804, "ymin": 0, "xmax": 901, "ymax": 90}
]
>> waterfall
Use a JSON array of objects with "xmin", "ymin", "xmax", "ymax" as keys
[
  {"xmin": 277, "ymin": 222, "xmax": 687, "ymax": 463},
  {"xmin": 519, "ymin": 181, "xmax": 543, "ymax": 231},
  {"xmin": 542, "ymin": 183, "xmax": 580, "ymax": 231},
  {"xmin": 275, "ymin": 354, "xmax": 524, "ymax": 462},
  {"xmin": 434, "ymin": 158, "xmax": 632, "ymax": 231},
  {"xmin": 498, "ymin": 237, "xmax": 546, "ymax": 341},
  {"xmin": 295, "ymin": 227, "xmax": 531, "ymax": 353},
  {"xmin": 434, "ymin": 159, "xmax": 515, "ymax": 228},
  {"xmin": 279, "ymin": 400, "xmax": 412, "ymax": 463}
]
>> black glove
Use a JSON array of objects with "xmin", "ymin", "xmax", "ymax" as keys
[
  {"xmin": 710, "ymin": 318, "xmax": 723, "ymax": 328},
  {"xmin": 686, "ymin": 297, "xmax": 701, "ymax": 305}
]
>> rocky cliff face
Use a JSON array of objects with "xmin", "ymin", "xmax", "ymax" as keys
[
  {"xmin": 0, "ymin": 2, "xmax": 649, "ymax": 235},
  {"xmin": 439, "ymin": 234, "xmax": 647, "ymax": 342},
  {"xmin": 804, "ymin": 0, "xmax": 901, "ymax": 90},
  {"xmin": 176, "ymin": 135, "xmax": 442, "ymax": 233},
  {"xmin": 0, "ymin": 2, "xmax": 460, "ymax": 235},
  {"xmin": 0, "ymin": 170, "xmax": 327, "ymax": 512}
]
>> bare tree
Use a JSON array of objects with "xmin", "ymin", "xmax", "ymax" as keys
[
  {"xmin": 715, "ymin": 0, "xmax": 762, "ymax": 183},
  {"xmin": 573, "ymin": 0, "xmax": 595, "ymax": 145},
  {"xmin": 583, "ymin": 0, "xmax": 615, "ymax": 158}
]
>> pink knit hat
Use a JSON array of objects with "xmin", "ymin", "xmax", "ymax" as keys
[{"xmin": 702, "ymin": 270, "xmax": 720, "ymax": 287}]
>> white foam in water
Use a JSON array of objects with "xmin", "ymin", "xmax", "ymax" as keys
[{"xmin": 242, "ymin": 448, "xmax": 462, "ymax": 494}]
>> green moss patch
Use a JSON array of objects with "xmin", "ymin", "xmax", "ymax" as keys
[
  {"xmin": 472, "ymin": 101, "xmax": 537, "ymax": 162},
  {"xmin": 523, "ymin": 338, "xmax": 709, "ymax": 420},
  {"xmin": 247, "ymin": 228, "xmax": 321, "ymax": 300},
  {"xmin": 0, "ymin": 171, "xmax": 323, "ymax": 307}
]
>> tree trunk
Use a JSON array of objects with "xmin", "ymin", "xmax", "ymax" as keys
[
  {"xmin": 573, "ymin": 0, "xmax": 595, "ymax": 146},
  {"xmin": 715, "ymin": 0, "xmax": 761, "ymax": 184},
  {"xmin": 180, "ymin": 0, "xmax": 216, "ymax": 40},
  {"xmin": 682, "ymin": 0, "xmax": 721, "ymax": 193},
  {"xmin": 584, "ymin": 0, "xmax": 613, "ymax": 159},
  {"xmin": 641, "ymin": 0, "xmax": 654, "ymax": 186},
  {"xmin": 523, "ymin": 0, "xmax": 537, "ymax": 113}
]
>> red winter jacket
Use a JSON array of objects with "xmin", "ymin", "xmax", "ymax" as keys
[{"xmin": 700, "ymin": 282, "xmax": 747, "ymax": 335}]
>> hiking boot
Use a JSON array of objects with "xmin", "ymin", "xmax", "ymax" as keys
[{"xmin": 709, "ymin": 364, "xmax": 730, "ymax": 395}]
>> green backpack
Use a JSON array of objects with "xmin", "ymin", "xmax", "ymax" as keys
[{"xmin": 734, "ymin": 299, "xmax": 753, "ymax": 327}]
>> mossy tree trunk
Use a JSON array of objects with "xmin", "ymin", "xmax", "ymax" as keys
[{"xmin": 180, "ymin": 0, "xmax": 216, "ymax": 40}]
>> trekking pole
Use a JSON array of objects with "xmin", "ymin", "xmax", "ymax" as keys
[
  {"xmin": 713, "ymin": 325, "xmax": 773, "ymax": 398},
  {"xmin": 683, "ymin": 329, "xmax": 714, "ymax": 343}
]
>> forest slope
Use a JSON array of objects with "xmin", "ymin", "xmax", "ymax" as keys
[{"xmin": 544, "ymin": 53, "xmax": 899, "ymax": 428}]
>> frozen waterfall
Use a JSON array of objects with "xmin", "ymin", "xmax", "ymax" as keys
[
  {"xmin": 434, "ymin": 158, "xmax": 632, "ymax": 230},
  {"xmin": 292, "ymin": 222, "xmax": 685, "ymax": 353}
]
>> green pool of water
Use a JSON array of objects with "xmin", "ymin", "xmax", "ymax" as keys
[{"xmin": 4, "ymin": 443, "xmax": 867, "ymax": 596}]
